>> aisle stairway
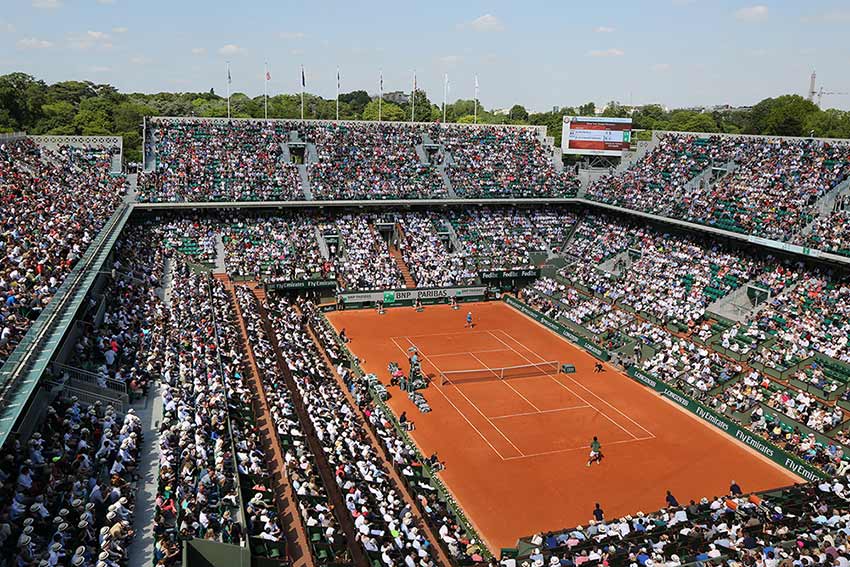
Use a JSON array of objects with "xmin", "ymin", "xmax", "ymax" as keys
[
  {"xmin": 390, "ymin": 246, "xmax": 416, "ymax": 288},
  {"xmin": 223, "ymin": 276, "xmax": 315, "ymax": 567},
  {"xmin": 390, "ymin": 223, "xmax": 416, "ymax": 288}
]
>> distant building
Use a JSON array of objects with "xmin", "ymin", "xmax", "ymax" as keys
[{"xmin": 383, "ymin": 91, "xmax": 410, "ymax": 105}]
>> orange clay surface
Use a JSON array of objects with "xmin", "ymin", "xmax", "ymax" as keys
[{"xmin": 328, "ymin": 301, "xmax": 799, "ymax": 551}]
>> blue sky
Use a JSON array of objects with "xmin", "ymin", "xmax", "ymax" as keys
[{"xmin": 2, "ymin": 0, "xmax": 850, "ymax": 111}]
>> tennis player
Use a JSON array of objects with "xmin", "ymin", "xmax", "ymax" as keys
[
  {"xmin": 465, "ymin": 311, "xmax": 473, "ymax": 328},
  {"xmin": 587, "ymin": 436, "xmax": 604, "ymax": 467}
]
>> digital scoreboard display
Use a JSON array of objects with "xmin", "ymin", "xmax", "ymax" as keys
[{"xmin": 561, "ymin": 116, "xmax": 632, "ymax": 157}]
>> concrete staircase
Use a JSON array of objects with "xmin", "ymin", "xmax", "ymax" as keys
[
  {"xmin": 315, "ymin": 226, "xmax": 330, "ymax": 259},
  {"xmin": 279, "ymin": 142, "xmax": 292, "ymax": 163},
  {"xmin": 390, "ymin": 246, "xmax": 416, "ymax": 288},
  {"xmin": 415, "ymin": 144, "xmax": 429, "ymax": 164},
  {"xmin": 305, "ymin": 142, "xmax": 319, "ymax": 164},
  {"xmin": 442, "ymin": 217, "xmax": 464, "ymax": 253},
  {"xmin": 110, "ymin": 153, "xmax": 122, "ymax": 174},
  {"xmin": 437, "ymin": 165, "xmax": 458, "ymax": 198},
  {"xmin": 213, "ymin": 233, "xmax": 226, "ymax": 274},
  {"xmin": 143, "ymin": 129, "xmax": 156, "ymax": 172},
  {"xmin": 124, "ymin": 173, "xmax": 138, "ymax": 203},
  {"xmin": 297, "ymin": 164, "xmax": 313, "ymax": 199},
  {"xmin": 389, "ymin": 223, "xmax": 416, "ymax": 288},
  {"xmin": 798, "ymin": 178, "xmax": 850, "ymax": 237}
]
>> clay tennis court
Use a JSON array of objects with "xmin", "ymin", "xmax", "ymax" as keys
[{"xmin": 328, "ymin": 301, "xmax": 800, "ymax": 551}]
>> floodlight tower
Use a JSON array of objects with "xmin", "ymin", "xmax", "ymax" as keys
[{"xmin": 807, "ymin": 70, "xmax": 817, "ymax": 102}]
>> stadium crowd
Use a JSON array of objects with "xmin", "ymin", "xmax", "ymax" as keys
[
  {"xmin": 397, "ymin": 212, "xmax": 475, "ymax": 287},
  {"xmin": 304, "ymin": 122, "xmax": 445, "ymax": 200},
  {"xmin": 587, "ymin": 133, "xmax": 850, "ymax": 245},
  {"xmin": 140, "ymin": 119, "xmax": 302, "ymax": 202},
  {"xmin": 256, "ymin": 292, "xmax": 442, "ymax": 565},
  {"xmin": 519, "ymin": 479, "xmax": 850, "ymax": 567},
  {"xmin": 324, "ymin": 214, "xmax": 404, "ymax": 290},
  {"xmin": 221, "ymin": 215, "xmax": 332, "ymax": 282},
  {"xmin": 0, "ymin": 138, "xmax": 125, "ymax": 368},
  {"xmin": 432, "ymin": 125, "xmax": 579, "ymax": 198}
]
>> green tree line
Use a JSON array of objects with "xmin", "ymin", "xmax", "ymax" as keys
[{"xmin": 2, "ymin": 72, "xmax": 849, "ymax": 163}]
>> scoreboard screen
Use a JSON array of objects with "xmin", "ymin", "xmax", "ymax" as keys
[{"xmin": 561, "ymin": 116, "xmax": 632, "ymax": 157}]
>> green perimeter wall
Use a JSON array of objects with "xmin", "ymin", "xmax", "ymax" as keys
[{"xmin": 503, "ymin": 295, "xmax": 825, "ymax": 483}]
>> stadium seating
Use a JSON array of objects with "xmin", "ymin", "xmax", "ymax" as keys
[
  {"xmin": 303, "ymin": 122, "xmax": 446, "ymax": 199},
  {"xmin": 587, "ymin": 133, "xmax": 850, "ymax": 245},
  {"xmin": 0, "ymin": 138, "xmax": 125, "ymax": 368},
  {"xmin": 432, "ymin": 125, "xmax": 579, "ymax": 198},
  {"xmin": 140, "ymin": 119, "xmax": 302, "ymax": 202}
]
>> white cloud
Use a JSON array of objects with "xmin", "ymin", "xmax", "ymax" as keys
[
  {"xmin": 438, "ymin": 55, "xmax": 462, "ymax": 65},
  {"xmin": 17, "ymin": 37, "xmax": 53, "ymax": 49},
  {"xmin": 464, "ymin": 14, "xmax": 505, "ymax": 33},
  {"xmin": 68, "ymin": 30, "xmax": 112, "ymax": 50},
  {"xmin": 112, "ymin": 26, "xmax": 128, "ymax": 33},
  {"xmin": 279, "ymin": 31, "xmax": 306, "ymax": 40},
  {"xmin": 130, "ymin": 56, "xmax": 152, "ymax": 65},
  {"xmin": 651, "ymin": 63, "xmax": 672, "ymax": 72},
  {"xmin": 32, "ymin": 0, "xmax": 62, "ymax": 8},
  {"xmin": 594, "ymin": 26, "xmax": 615, "ymax": 33},
  {"xmin": 89, "ymin": 66, "xmax": 111, "ymax": 72},
  {"xmin": 735, "ymin": 5, "xmax": 768, "ymax": 22},
  {"xmin": 587, "ymin": 48, "xmax": 625, "ymax": 57},
  {"xmin": 218, "ymin": 44, "xmax": 245, "ymax": 56},
  {"xmin": 0, "ymin": 22, "xmax": 15, "ymax": 33},
  {"xmin": 191, "ymin": 47, "xmax": 206, "ymax": 56}
]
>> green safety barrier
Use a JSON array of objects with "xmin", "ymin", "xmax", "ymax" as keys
[
  {"xmin": 503, "ymin": 295, "xmax": 610, "ymax": 361},
  {"xmin": 504, "ymin": 295, "xmax": 825, "ymax": 483},
  {"xmin": 627, "ymin": 367, "xmax": 825, "ymax": 482}
]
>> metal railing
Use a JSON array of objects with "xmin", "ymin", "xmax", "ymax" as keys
[
  {"xmin": 46, "ymin": 380, "xmax": 126, "ymax": 410},
  {"xmin": 51, "ymin": 362, "xmax": 129, "ymax": 395},
  {"xmin": 0, "ymin": 202, "xmax": 132, "ymax": 447}
]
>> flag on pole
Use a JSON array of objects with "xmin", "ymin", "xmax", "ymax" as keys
[
  {"xmin": 264, "ymin": 62, "xmax": 270, "ymax": 120},
  {"xmin": 301, "ymin": 65, "xmax": 306, "ymax": 88},
  {"xmin": 337, "ymin": 68, "xmax": 340, "ymax": 91},
  {"xmin": 336, "ymin": 67, "xmax": 340, "ymax": 121},
  {"xmin": 474, "ymin": 74, "xmax": 479, "ymax": 124},
  {"xmin": 226, "ymin": 62, "xmax": 232, "ymax": 120}
]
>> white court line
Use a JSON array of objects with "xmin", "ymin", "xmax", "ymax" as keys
[
  {"xmin": 563, "ymin": 374, "xmax": 656, "ymax": 439},
  {"xmin": 391, "ymin": 329, "xmax": 494, "ymax": 340},
  {"xmin": 404, "ymin": 337, "xmax": 525, "ymax": 457},
  {"xmin": 494, "ymin": 329, "xmax": 657, "ymax": 440},
  {"xmin": 502, "ymin": 436, "xmax": 656, "ymax": 461},
  {"xmin": 486, "ymin": 329, "xmax": 639, "ymax": 441},
  {"xmin": 467, "ymin": 351, "xmax": 542, "ymax": 413},
  {"xmin": 428, "ymin": 348, "xmax": 511, "ymax": 358},
  {"xmin": 490, "ymin": 405, "xmax": 591, "ymax": 420},
  {"xmin": 389, "ymin": 337, "xmax": 508, "ymax": 460}
]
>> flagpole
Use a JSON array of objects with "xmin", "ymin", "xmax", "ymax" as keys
[
  {"xmin": 336, "ymin": 67, "xmax": 340, "ymax": 121},
  {"xmin": 226, "ymin": 61, "xmax": 231, "ymax": 120},
  {"xmin": 300, "ymin": 65, "xmax": 305, "ymax": 120},
  {"xmin": 378, "ymin": 71, "xmax": 383, "ymax": 122},
  {"xmin": 264, "ymin": 62, "xmax": 268, "ymax": 120},
  {"xmin": 411, "ymin": 70, "xmax": 416, "ymax": 123},
  {"xmin": 443, "ymin": 73, "xmax": 447, "ymax": 122},
  {"xmin": 474, "ymin": 75, "xmax": 479, "ymax": 124}
]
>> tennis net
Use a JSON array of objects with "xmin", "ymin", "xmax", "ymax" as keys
[{"xmin": 439, "ymin": 360, "xmax": 561, "ymax": 385}]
